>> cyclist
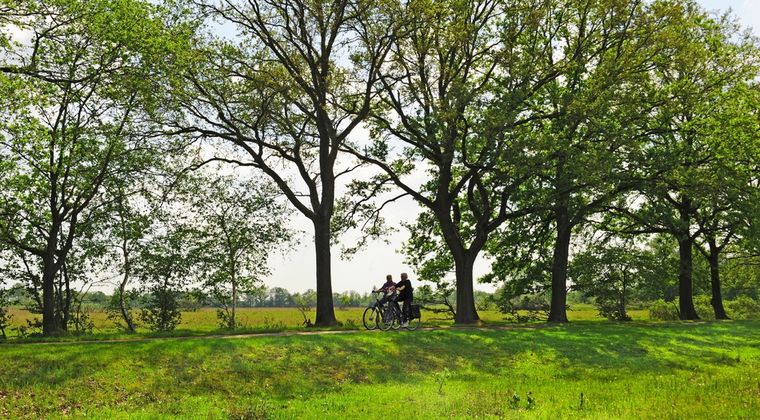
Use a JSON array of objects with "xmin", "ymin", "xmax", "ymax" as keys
[
  {"xmin": 373, "ymin": 274, "xmax": 396, "ymax": 307},
  {"xmin": 393, "ymin": 272, "xmax": 414, "ymax": 327}
]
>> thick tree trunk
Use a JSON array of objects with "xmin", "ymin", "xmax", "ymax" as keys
[
  {"xmin": 548, "ymin": 208, "xmax": 571, "ymax": 323},
  {"xmin": 41, "ymin": 254, "xmax": 60, "ymax": 336},
  {"xmin": 677, "ymin": 234, "xmax": 699, "ymax": 320},
  {"xmin": 313, "ymin": 218, "xmax": 337, "ymax": 326},
  {"xmin": 707, "ymin": 239, "xmax": 729, "ymax": 320},
  {"xmin": 453, "ymin": 251, "xmax": 480, "ymax": 324}
]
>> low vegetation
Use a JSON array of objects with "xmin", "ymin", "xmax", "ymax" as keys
[{"xmin": 1, "ymin": 321, "xmax": 758, "ymax": 418}]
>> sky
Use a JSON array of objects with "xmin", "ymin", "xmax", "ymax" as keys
[
  {"xmin": 266, "ymin": 0, "xmax": 760, "ymax": 295},
  {"xmin": 4, "ymin": 1, "xmax": 760, "ymax": 295}
]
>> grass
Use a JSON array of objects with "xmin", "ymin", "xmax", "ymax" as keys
[
  {"xmin": 0, "ymin": 320, "xmax": 758, "ymax": 418},
  {"xmin": 2, "ymin": 304, "xmax": 651, "ymax": 341}
]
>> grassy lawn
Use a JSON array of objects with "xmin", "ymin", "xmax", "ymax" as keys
[
  {"xmin": 1, "ymin": 321, "xmax": 758, "ymax": 418},
  {"xmin": 2, "ymin": 304, "xmax": 651, "ymax": 341}
]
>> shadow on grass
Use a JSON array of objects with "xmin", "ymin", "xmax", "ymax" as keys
[{"xmin": 0, "ymin": 321, "xmax": 758, "ymax": 403}]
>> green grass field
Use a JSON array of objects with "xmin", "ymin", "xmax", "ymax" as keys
[
  {"xmin": 1, "ymin": 320, "xmax": 758, "ymax": 418},
  {"xmin": 2, "ymin": 304, "xmax": 651, "ymax": 341}
]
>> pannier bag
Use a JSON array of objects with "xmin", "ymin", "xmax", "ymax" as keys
[{"xmin": 410, "ymin": 304, "xmax": 421, "ymax": 320}]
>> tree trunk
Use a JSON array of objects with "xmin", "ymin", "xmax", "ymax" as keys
[
  {"xmin": 453, "ymin": 251, "xmax": 480, "ymax": 324},
  {"xmin": 231, "ymin": 269, "xmax": 237, "ymax": 330},
  {"xmin": 313, "ymin": 218, "xmax": 337, "ymax": 326},
  {"xmin": 41, "ymin": 254, "xmax": 60, "ymax": 336},
  {"xmin": 548, "ymin": 207, "xmax": 571, "ymax": 323},
  {"xmin": 677, "ymin": 234, "xmax": 699, "ymax": 320},
  {"xmin": 708, "ymin": 239, "xmax": 729, "ymax": 320}
]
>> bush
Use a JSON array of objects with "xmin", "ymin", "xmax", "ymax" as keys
[
  {"xmin": 0, "ymin": 289, "xmax": 12, "ymax": 339},
  {"xmin": 726, "ymin": 296, "xmax": 760, "ymax": 320},
  {"xmin": 694, "ymin": 295, "xmax": 715, "ymax": 320},
  {"xmin": 648, "ymin": 299, "xmax": 679, "ymax": 320},
  {"xmin": 140, "ymin": 286, "xmax": 182, "ymax": 332}
]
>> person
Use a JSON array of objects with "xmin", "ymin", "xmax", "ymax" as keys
[
  {"xmin": 373, "ymin": 274, "xmax": 396, "ymax": 308},
  {"xmin": 393, "ymin": 272, "xmax": 414, "ymax": 327}
]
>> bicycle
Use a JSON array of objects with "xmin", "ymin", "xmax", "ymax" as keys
[
  {"xmin": 378, "ymin": 297, "xmax": 421, "ymax": 331},
  {"xmin": 362, "ymin": 290, "xmax": 389, "ymax": 330}
]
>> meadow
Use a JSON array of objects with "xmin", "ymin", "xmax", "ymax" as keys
[
  {"xmin": 0, "ymin": 320, "xmax": 758, "ymax": 418},
  {"xmin": 2, "ymin": 304, "xmax": 651, "ymax": 340}
]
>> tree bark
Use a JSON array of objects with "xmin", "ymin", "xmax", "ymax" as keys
[
  {"xmin": 118, "ymin": 246, "xmax": 136, "ymax": 332},
  {"xmin": 41, "ymin": 254, "xmax": 60, "ymax": 336},
  {"xmin": 231, "ymin": 266, "xmax": 237, "ymax": 330},
  {"xmin": 677, "ymin": 233, "xmax": 699, "ymax": 320},
  {"xmin": 548, "ymin": 206, "xmax": 571, "ymax": 323},
  {"xmin": 707, "ymin": 239, "xmax": 729, "ymax": 320},
  {"xmin": 313, "ymin": 217, "xmax": 337, "ymax": 326},
  {"xmin": 453, "ymin": 250, "xmax": 480, "ymax": 324}
]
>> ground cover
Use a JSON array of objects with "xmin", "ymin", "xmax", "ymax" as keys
[
  {"xmin": 2, "ymin": 305, "xmax": 650, "ymax": 341},
  {"xmin": 0, "ymin": 321, "xmax": 758, "ymax": 418}
]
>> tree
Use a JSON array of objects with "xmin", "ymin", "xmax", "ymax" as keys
[
  {"xmin": 190, "ymin": 174, "xmax": 293, "ymax": 330},
  {"xmin": 157, "ymin": 0, "xmax": 394, "ymax": 326},
  {"xmin": 608, "ymin": 2, "xmax": 759, "ymax": 320},
  {"xmin": 344, "ymin": 0, "xmax": 570, "ymax": 324},
  {"xmin": 691, "ymin": 84, "xmax": 760, "ymax": 319},
  {"xmin": 514, "ymin": 0, "xmax": 670, "ymax": 322},
  {"xmin": 0, "ymin": 0, "xmax": 164, "ymax": 335},
  {"xmin": 570, "ymin": 239, "xmax": 658, "ymax": 321},
  {"xmin": 134, "ymin": 222, "xmax": 200, "ymax": 332}
]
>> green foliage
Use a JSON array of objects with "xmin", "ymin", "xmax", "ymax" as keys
[
  {"xmin": 726, "ymin": 297, "xmax": 760, "ymax": 320},
  {"xmin": 433, "ymin": 367, "xmax": 452, "ymax": 395},
  {"xmin": 648, "ymin": 299, "xmax": 681, "ymax": 321},
  {"xmin": 0, "ymin": 287, "xmax": 12, "ymax": 339},
  {"xmin": 490, "ymin": 289, "xmax": 549, "ymax": 323},
  {"xmin": 694, "ymin": 295, "xmax": 716, "ymax": 320},
  {"xmin": 570, "ymin": 241, "xmax": 660, "ymax": 321},
  {"xmin": 140, "ymin": 285, "xmax": 181, "ymax": 332}
]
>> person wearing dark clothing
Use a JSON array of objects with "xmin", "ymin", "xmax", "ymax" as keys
[
  {"xmin": 374, "ymin": 274, "xmax": 396, "ymax": 307},
  {"xmin": 393, "ymin": 272, "xmax": 414, "ymax": 325}
]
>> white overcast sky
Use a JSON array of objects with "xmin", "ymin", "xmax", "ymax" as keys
[{"xmin": 268, "ymin": 0, "xmax": 760, "ymax": 294}]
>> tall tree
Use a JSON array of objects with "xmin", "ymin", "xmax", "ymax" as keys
[
  {"xmin": 506, "ymin": 0, "xmax": 666, "ymax": 322},
  {"xmin": 344, "ymin": 0, "xmax": 570, "ymax": 324},
  {"xmin": 0, "ymin": 0, "xmax": 162, "ymax": 335},
  {"xmin": 692, "ymin": 82, "xmax": 760, "ymax": 319},
  {"xmin": 159, "ymin": 0, "xmax": 394, "ymax": 325},
  {"xmin": 608, "ymin": 2, "xmax": 759, "ymax": 320}
]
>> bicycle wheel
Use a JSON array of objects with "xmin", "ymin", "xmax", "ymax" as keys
[
  {"xmin": 390, "ymin": 305, "xmax": 402, "ymax": 330},
  {"xmin": 405, "ymin": 314, "xmax": 421, "ymax": 330},
  {"xmin": 362, "ymin": 306, "xmax": 378, "ymax": 330},
  {"xmin": 378, "ymin": 305, "xmax": 397, "ymax": 331}
]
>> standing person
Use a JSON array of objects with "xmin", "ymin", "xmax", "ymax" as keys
[
  {"xmin": 373, "ymin": 274, "xmax": 396, "ymax": 307},
  {"xmin": 394, "ymin": 272, "xmax": 414, "ymax": 327}
]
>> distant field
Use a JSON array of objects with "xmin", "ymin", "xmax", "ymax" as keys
[
  {"xmin": 0, "ymin": 321, "xmax": 757, "ymax": 418},
  {"xmin": 3, "ymin": 304, "xmax": 651, "ymax": 339}
]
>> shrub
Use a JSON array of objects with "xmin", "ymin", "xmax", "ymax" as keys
[
  {"xmin": 648, "ymin": 299, "xmax": 679, "ymax": 320},
  {"xmin": 0, "ymin": 289, "xmax": 12, "ymax": 339},
  {"xmin": 726, "ymin": 296, "xmax": 760, "ymax": 320},
  {"xmin": 140, "ymin": 286, "xmax": 182, "ymax": 332},
  {"xmin": 693, "ymin": 295, "xmax": 715, "ymax": 320}
]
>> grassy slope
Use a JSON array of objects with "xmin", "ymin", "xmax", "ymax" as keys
[{"xmin": 1, "ymin": 321, "xmax": 758, "ymax": 419}]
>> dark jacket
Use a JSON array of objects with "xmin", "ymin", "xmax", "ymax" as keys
[{"xmin": 394, "ymin": 279, "xmax": 413, "ymax": 301}]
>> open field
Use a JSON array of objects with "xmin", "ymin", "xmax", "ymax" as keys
[
  {"xmin": 2, "ymin": 304, "xmax": 651, "ymax": 340},
  {"xmin": 0, "ymin": 321, "xmax": 758, "ymax": 418}
]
